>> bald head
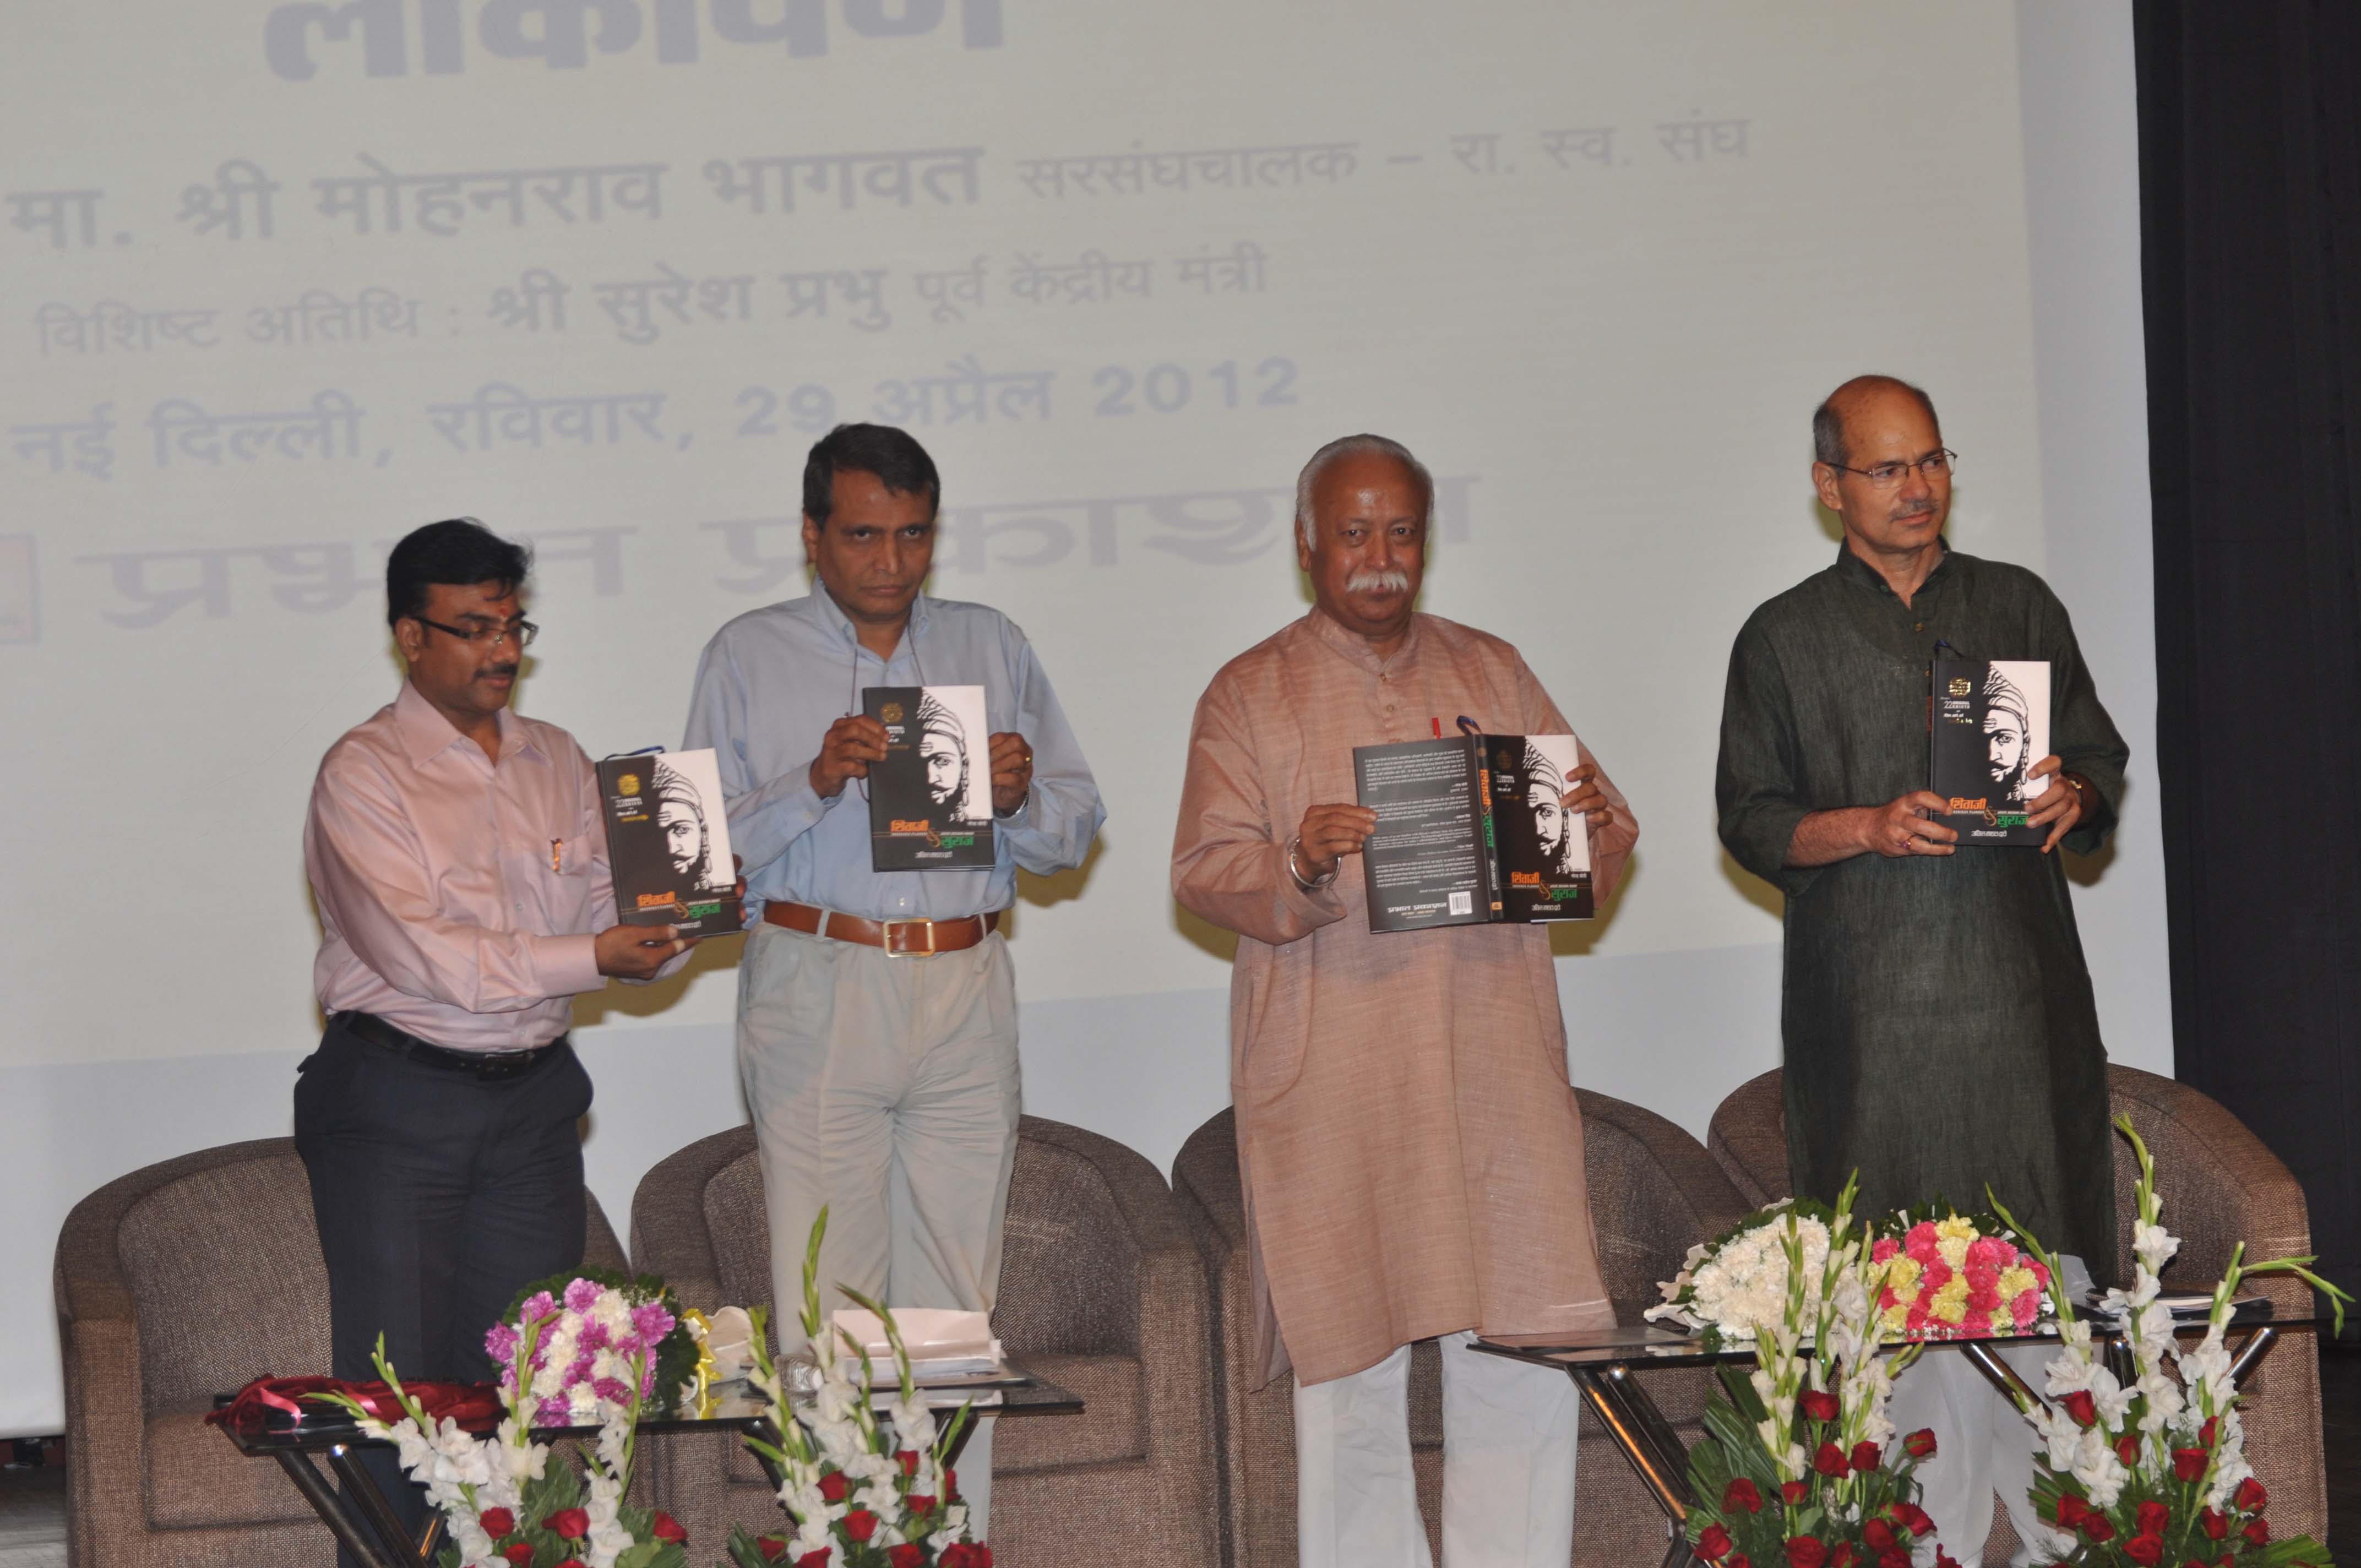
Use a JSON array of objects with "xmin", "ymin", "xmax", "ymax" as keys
[{"xmin": 1813, "ymin": 375, "xmax": 1940, "ymax": 468}]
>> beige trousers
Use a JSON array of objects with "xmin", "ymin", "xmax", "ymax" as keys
[{"xmin": 737, "ymin": 921, "xmax": 1021, "ymax": 1533}]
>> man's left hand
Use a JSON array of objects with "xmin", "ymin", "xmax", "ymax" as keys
[
  {"xmin": 2025, "ymin": 756, "xmax": 2083, "ymax": 854},
  {"xmin": 731, "ymin": 853, "xmax": 750, "ymax": 928},
  {"xmin": 1560, "ymin": 763, "xmax": 1614, "ymax": 829},
  {"xmin": 988, "ymin": 732, "xmax": 1033, "ymax": 817}
]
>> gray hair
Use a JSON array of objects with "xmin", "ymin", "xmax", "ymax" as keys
[{"xmin": 1295, "ymin": 433, "xmax": 1435, "ymax": 549}]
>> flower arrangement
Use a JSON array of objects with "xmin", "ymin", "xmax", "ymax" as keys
[
  {"xmin": 1682, "ymin": 1176, "xmax": 1958, "ymax": 1568},
  {"xmin": 1647, "ymin": 1199, "xmax": 1838, "ymax": 1343},
  {"xmin": 1868, "ymin": 1208, "xmax": 2056, "ymax": 1341},
  {"xmin": 312, "ymin": 1267, "xmax": 697, "ymax": 1568},
  {"xmin": 1987, "ymin": 1115, "xmax": 2349, "ymax": 1567},
  {"xmin": 725, "ymin": 1209, "xmax": 990, "ymax": 1568}
]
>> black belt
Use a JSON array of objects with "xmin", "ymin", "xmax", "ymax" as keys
[{"xmin": 335, "ymin": 1011, "xmax": 565, "ymax": 1080}]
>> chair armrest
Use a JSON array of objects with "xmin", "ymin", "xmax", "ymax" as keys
[
  {"xmin": 630, "ymin": 1126, "xmax": 752, "ymax": 1315},
  {"xmin": 1706, "ymin": 1069, "xmax": 1792, "ymax": 1209},
  {"xmin": 2108, "ymin": 1066, "xmax": 2313, "ymax": 1288},
  {"xmin": 1577, "ymin": 1089, "xmax": 1754, "ymax": 1314}
]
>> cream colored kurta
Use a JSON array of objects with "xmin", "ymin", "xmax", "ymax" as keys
[{"xmin": 1172, "ymin": 609, "xmax": 1637, "ymax": 1388}]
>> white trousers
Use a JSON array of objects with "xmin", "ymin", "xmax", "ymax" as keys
[
  {"xmin": 1294, "ymin": 1331, "xmax": 1580, "ymax": 1568},
  {"xmin": 1885, "ymin": 1257, "xmax": 2090, "ymax": 1568},
  {"xmin": 737, "ymin": 922, "xmax": 1021, "ymax": 1536}
]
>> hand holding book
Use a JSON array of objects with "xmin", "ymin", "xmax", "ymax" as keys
[{"xmin": 1295, "ymin": 802, "xmax": 1379, "ymax": 881}]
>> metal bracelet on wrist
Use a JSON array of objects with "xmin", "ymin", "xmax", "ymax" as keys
[{"xmin": 1287, "ymin": 834, "xmax": 1339, "ymax": 891}]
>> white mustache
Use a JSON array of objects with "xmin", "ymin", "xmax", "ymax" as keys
[{"xmin": 1347, "ymin": 568, "xmax": 1412, "ymax": 594}]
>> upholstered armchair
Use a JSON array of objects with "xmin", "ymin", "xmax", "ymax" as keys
[
  {"xmin": 1707, "ymin": 1063, "xmax": 2330, "ymax": 1555},
  {"xmin": 1171, "ymin": 1090, "xmax": 1753, "ymax": 1568},
  {"xmin": 629, "ymin": 1115, "xmax": 1218, "ymax": 1567},
  {"xmin": 52, "ymin": 1136, "xmax": 629, "ymax": 1566}
]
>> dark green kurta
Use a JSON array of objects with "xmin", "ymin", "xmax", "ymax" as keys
[{"xmin": 1716, "ymin": 543, "xmax": 2128, "ymax": 1276}]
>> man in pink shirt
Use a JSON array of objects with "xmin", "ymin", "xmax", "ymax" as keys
[{"xmin": 298, "ymin": 518, "xmax": 698, "ymax": 1553}]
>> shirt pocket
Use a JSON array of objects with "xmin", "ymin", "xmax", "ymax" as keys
[{"xmin": 525, "ymin": 833, "xmax": 600, "ymax": 932}]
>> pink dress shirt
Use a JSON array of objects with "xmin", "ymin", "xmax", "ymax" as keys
[{"xmin": 304, "ymin": 682, "xmax": 616, "ymax": 1052}]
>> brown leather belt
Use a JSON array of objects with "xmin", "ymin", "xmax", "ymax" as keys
[
  {"xmin": 761, "ymin": 901, "xmax": 1001, "ymax": 957},
  {"xmin": 335, "ymin": 1011, "xmax": 565, "ymax": 1079}
]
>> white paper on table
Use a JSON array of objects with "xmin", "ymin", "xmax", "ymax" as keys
[{"xmin": 831, "ymin": 1308, "xmax": 1004, "ymax": 1382}]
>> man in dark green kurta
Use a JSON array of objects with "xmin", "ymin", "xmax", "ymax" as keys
[{"xmin": 1716, "ymin": 375, "xmax": 2128, "ymax": 1564}]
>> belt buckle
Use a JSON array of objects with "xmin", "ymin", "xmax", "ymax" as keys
[{"xmin": 882, "ymin": 919, "xmax": 937, "ymax": 958}]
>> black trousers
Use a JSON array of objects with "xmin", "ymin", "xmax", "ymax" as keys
[{"xmin": 292, "ymin": 1015, "xmax": 592, "ymax": 1561}]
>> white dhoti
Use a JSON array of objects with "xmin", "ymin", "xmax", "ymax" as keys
[
  {"xmin": 1886, "ymin": 1256, "xmax": 2092, "ymax": 1568},
  {"xmin": 1294, "ymin": 1330, "xmax": 1580, "ymax": 1568},
  {"xmin": 737, "ymin": 921, "xmax": 1021, "ymax": 1534}
]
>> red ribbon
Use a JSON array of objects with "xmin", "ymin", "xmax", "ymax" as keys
[{"xmin": 208, "ymin": 1375, "xmax": 504, "ymax": 1431}]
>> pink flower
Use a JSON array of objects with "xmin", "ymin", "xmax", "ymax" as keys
[
  {"xmin": 1959, "ymin": 1309, "xmax": 1992, "ymax": 1337},
  {"xmin": 1872, "ymin": 1237, "xmax": 1900, "ymax": 1264},
  {"xmin": 563, "ymin": 1278, "xmax": 601, "ymax": 1312},
  {"xmin": 520, "ymin": 1292, "xmax": 558, "ymax": 1322},
  {"xmin": 1903, "ymin": 1222, "xmax": 1940, "ymax": 1261},
  {"xmin": 2010, "ymin": 1290, "xmax": 2040, "ymax": 1329},
  {"xmin": 579, "ymin": 1322, "xmax": 611, "ymax": 1353},
  {"xmin": 2028, "ymin": 1258, "xmax": 2050, "ymax": 1287},
  {"xmin": 592, "ymin": 1376, "xmax": 633, "ymax": 1404},
  {"xmin": 1967, "ymin": 1235, "xmax": 2015, "ymax": 1269},
  {"xmin": 633, "ymin": 1303, "xmax": 677, "ymax": 1343},
  {"xmin": 536, "ymin": 1396, "xmax": 570, "ymax": 1425},
  {"xmin": 484, "ymin": 1324, "xmax": 521, "ymax": 1362},
  {"xmin": 1919, "ymin": 1261, "xmax": 1952, "ymax": 1292}
]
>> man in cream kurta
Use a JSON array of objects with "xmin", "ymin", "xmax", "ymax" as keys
[{"xmin": 1173, "ymin": 435, "xmax": 1636, "ymax": 1568}]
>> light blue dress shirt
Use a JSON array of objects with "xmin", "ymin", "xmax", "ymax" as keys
[{"xmin": 683, "ymin": 586, "xmax": 1105, "ymax": 921}]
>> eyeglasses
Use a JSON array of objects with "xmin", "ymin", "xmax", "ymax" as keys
[
  {"xmin": 1825, "ymin": 449, "xmax": 1957, "ymax": 488},
  {"xmin": 417, "ymin": 616, "xmax": 538, "ymax": 649}
]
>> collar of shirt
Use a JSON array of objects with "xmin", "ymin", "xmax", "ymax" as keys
[
  {"xmin": 1834, "ymin": 536, "xmax": 1957, "ymax": 609},
  {"xmin": 1304, "ymin": 605, "xmax": 1426, "ymax": 678},
  {"xmin": 392, "ymin": 679, "xmax": 546, "ymax": 771},
  {"xmin": 803, "ymin": 581, "xmax": 933, "ymax": 656}
]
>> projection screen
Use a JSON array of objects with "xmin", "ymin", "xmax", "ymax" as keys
[{"xmin": 0, "ymin": 1, "xmax": 2161, "ymax": 1437}]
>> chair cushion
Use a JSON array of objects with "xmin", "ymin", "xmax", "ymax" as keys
[{"xmin": 144, "ymin": 1401, "xmax": 317, "ymax": 1531}]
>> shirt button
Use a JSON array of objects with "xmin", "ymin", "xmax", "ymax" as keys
[
  {"xmin": 1914, "ymin": 622, "xmax": 1924, "ymax": 631},
  {"xmin": 1384, "ymin": 704, "xmax": 1395, "ymax": 714}
]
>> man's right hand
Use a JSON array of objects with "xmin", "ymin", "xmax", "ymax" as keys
[
  {"xmin": 809, "ymin": 715, "xmax": 889, "ymax": 799},
  {"xmin": 1863, "ymin": 791, "xmax": 1958, "ymax": 858},
  {"xmin": 596, "ymin": 922, "xmax": 691, "ymax": 979},
  {"xmin": 1295, "ymin": 803, "xmax": 1379, "ymax": 879}
]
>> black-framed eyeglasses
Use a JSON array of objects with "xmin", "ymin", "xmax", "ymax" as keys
[
  {"xmin": 1826, "ymin": 449, "xmax": 1957, "ymax": 489},
  {"xmin": 416, "ymin": 616, "xmax": 538, "ymax": 649}
]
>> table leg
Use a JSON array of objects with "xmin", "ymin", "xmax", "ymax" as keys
[
  {"xmin": 2224, "ymin": 1325, "xmax": 2278, "ymax": 1389},
  {"xmin": 1958, "ymin": 1341, "xmax": 2046, "ymax": 1412},
  {"xmin": 325, "ymin": 1442, "xmax": 431, "ymax": 1565},
  {"xmin": 1568, "ymin": 1365, "xmax": 1700, "ymax": 1568},
  {"xmin": 271, "ymin": 1450, "xmax": 409, "ymax": 1568}
]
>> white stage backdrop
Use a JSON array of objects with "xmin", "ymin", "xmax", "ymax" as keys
[{"xmin": 0, "ymin": 1, "xmax": 2160, "ymax": 1437}]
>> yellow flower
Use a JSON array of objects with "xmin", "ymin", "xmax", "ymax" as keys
[
  {"xmin": 1884, "ymin": 1256, "xmax": 1923, "ymax": 1299},
  {"xmin": 1930, "ymin": 1276, "xmax": 1971, "ymax": 1324},
  {"xmin": 1881, "ymin": 1302, "xmax": 1910, "ymax": 1333},
  {"xmin": 1998, "ymin": 1265, "xmax": 2037, "ymax": 1301}
]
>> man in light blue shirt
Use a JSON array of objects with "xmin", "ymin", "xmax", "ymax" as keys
[{"xmin": 684, "ymin": 423, "xmax": 1104, "ymax": 1534}]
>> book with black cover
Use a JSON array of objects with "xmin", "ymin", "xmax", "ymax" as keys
[
  {"xmin": 594, "ymin": 749, "xmax": 744, "ymax": 937},
  {"xmin": 863, "ymin": 685, "xmax": 997, "ymax": 872},
  {"xmin": 1929, "ymin": 658, "xmax": 2052, "ymax": 847},
  {"xmin": 1353, "ymin": 732, "xmax": 1595, "ymax": 933}
]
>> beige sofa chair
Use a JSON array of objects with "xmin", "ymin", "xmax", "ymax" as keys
[
  {"xmin": 629, "ymin": 1115, "xmax": 1218, "ymax": 1567},
  {"xmin": 1170, "ymin": 1091, "xmax": 1753, "ymax": 1568},
  {"xmin": 52, "ymin": 1136, "xmax": 629, "ymax": 1567},
  {"xmin": 1707, "ymin": 1063, "xmax": 2330, "ymax": 1556}
]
